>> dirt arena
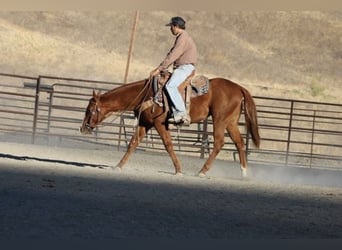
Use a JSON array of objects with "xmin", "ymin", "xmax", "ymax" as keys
[{"xmin": 0, "ymin": 141, "xmax": 341, "ymax": 239}]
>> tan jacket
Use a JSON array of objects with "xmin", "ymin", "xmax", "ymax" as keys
[{"xmin": 158, "ymin": 30, "xmax": 197, "ymax": 71}]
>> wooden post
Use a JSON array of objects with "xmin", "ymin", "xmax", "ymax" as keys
[{"xmin": 123, "ymin": 11, "xmax": 139, "ymax": 84}]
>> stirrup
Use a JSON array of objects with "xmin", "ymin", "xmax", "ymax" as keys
[{"xmin": 168, "ymin": 115, "xmax": 191, "ymax": 126}]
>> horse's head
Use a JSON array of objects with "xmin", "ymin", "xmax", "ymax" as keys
[{"xmin": 80, "ymin": 90, "xmax": 106, "ymax": 134}]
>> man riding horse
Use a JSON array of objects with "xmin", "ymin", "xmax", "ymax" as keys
[
  {"xmin": 150, "ymin": 16, "xmax": 197, "ymax": 126},
  {"xmin": 80, "ymin": 16, "xmax": 260, "ymax": 178}
]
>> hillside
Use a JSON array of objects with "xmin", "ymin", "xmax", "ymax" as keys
[{"xmin": 0, "ymin": 11, "xmax": 341, "ymax": 103}]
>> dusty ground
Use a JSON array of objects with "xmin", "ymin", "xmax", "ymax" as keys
[{"xmin": 0, "ymin": 141, "xmax": 341, "ymax": 239}]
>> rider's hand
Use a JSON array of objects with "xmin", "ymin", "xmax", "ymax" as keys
[{"xmin": 150, "ymin": 68, "xmax": 160, "ymax": 78}]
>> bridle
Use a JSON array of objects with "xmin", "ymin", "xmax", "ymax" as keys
[{"xmin": 84, "ymin": 100, "xmax": 101, "ymax": 131}]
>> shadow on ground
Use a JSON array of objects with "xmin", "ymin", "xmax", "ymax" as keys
[{"xmin": 0, "ymin": 159, "xmax": 341, "ymax": 239}]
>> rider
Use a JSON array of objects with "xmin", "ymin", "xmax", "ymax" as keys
[{"xmin": 150, "ymin": 16, "xmax": 198, "ymax": 125}]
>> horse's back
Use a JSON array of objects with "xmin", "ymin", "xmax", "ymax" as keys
[{"xmin": 209, "ymin": 78, "xmax": 244, "ymax": 100}]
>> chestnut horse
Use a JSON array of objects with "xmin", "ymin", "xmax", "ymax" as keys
[{"xmin": 80, "ymin": 77, "xmax": 260, "ymax": 178}]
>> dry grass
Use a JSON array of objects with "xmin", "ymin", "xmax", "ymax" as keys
[{"xmin": 0, "ymin": 11, "xmax": 341, "ymax": 103}]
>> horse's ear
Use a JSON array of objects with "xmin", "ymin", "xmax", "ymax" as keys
[{"xmin": 92, "ymin": 89, "xmax": 101, "ymax": 101}]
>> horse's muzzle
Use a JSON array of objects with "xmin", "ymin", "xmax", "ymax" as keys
[{"xmin": 80, "ymin": 123, "xmax": 93, "ymax": 135}]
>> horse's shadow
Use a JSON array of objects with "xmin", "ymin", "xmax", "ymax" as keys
[{"xmin": 0, "ymin": 153, "xmax": 109, "ymax": 169}]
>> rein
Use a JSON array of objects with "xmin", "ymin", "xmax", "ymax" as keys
[
  {"xmin": 134, "ymin": 77, "xmax": 154, "ymax": 122},
  {"xmin": 92, "ymin": 78, "xmax": 153, "ymax": 130}
]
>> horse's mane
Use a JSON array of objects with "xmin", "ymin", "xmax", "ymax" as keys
[{"xmin": 102, "ymin": 79, "xmax": 148, "ymax": 98}]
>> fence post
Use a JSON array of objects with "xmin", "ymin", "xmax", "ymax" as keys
[
  {"xmin": 31, "ymin": 76, "xmax": 41, "ymax": 144},
  {"xmin": 200, "ymin": 118, "xmax": 209, "ymax": 159},
  {"xmin": 285, "ymin": 100, "xmax": 294, "ymax": 166},
  {"xmin": 245, "ymin": 130, "xmax": 250, "ymax": 162},
  {"xmin": 46, "ymin": 89, "xmax": 54, "ymax": 134},
  {"xmin": 309, "ymin": 110, "xmax": 316, "ymax": 168}
]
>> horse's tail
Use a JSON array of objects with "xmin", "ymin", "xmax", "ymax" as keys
[{"xmin": 240, "ymin": 87, "xmax": 260, "ymax": 148}]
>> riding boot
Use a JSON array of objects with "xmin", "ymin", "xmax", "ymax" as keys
[{"xmin": 168, "ymin": 111, "xmax": 191, "ymax": 126}]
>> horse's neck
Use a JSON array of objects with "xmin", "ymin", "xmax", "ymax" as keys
[{"xmin": 101, "ymin": 80, "xmax": 147, "ymax": 112}]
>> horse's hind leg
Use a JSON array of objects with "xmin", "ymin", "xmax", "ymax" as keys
[
  {"xmin": 226, "ymin": 123, "xmax": 248, "ymax": 178},
  {"xmin": 198, "ymin": 125, "xmax": 225, "ymax": 177},
  {"xmin": 113, "ymin": 125, "xmax": 148, "ymax": 170}
]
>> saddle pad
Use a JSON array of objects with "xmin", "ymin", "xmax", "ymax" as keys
[{"xmin": 191, "ymin": 75, "xmax": 209, "ymax": 96}]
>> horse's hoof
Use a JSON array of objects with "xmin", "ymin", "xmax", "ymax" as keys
[
  {"xmin": 241, "ymin": 167, "xmax": 248, "ymax": 178},
  {"xmin": 110, "ymin": 166, "xmax": 122, "ymax": 172},
  {"xmin": 175, "ymin": 172, "xmax": 183, "ymax": 176},
  {"xmin": 241, "ymin": 171, "xmax": 251, "ymax": 181},
  {"xmin": 198, "ymin": 172, "xmax": 206, "ymax": 178}
]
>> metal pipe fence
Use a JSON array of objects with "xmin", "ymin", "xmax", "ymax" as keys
[{"xmin": 0, "ymin": 73, "xmax": 341, "ymax": 170}]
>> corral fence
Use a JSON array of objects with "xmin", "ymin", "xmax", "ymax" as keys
[{"xmin": 0, "ymin": 73, "xmax": 341, "ymax": 170}]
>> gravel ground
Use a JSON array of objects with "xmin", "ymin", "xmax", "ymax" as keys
[{"xmin": 0, "ymin": 141, "xmax": 341, "ymax": 239}]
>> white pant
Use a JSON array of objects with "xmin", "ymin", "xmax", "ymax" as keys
[{"xmin": 165, "ymin": 64, "xmax": 195, "ymax": 114}]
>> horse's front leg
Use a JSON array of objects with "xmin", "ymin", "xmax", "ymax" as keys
[
  {"xmin": 154, "ymin": 123, "xmax": 182, "ymax": 175},
  {"xmin": 113, "ymin": 125, "xmax": 148, "ymax": 170}
]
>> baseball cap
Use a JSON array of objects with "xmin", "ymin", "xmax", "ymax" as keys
[{"xmin": 165, "ymin": 16, "xmax": 186, "ymax": 28}]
